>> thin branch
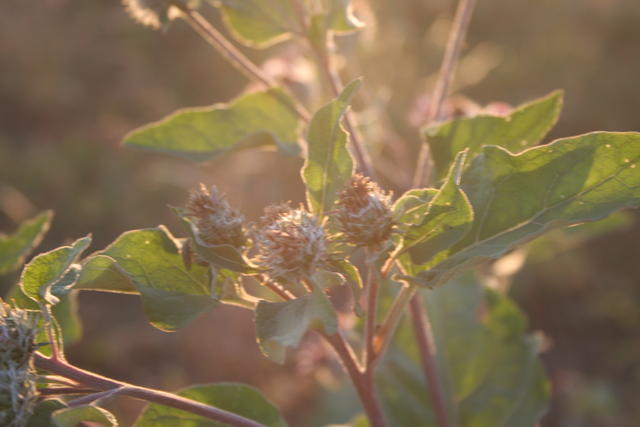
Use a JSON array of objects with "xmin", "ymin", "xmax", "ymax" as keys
[
  {"xmin": 34, "ymin": 353, "xmax": 267, "ymax": 427},
  {"xmin": 364, "ymin": 253, "xmax": 380, "ymax": 365},
  {"xmin": 409, "ymin": 297, "xmax": 451, "ymax": 427},
  {"xmin": 40, "ymin": 303, "xmax": 63, "ymax": 362},
  {"xmin": 39, "ymin": 387, "xmax": 98, "ymax": 396},
  {"xmin": 172, "ymin": 2, "xmax": 311, "ymax": 122},
  {"xmin": 413, "ymin": 0, "xmax": 477, "ymax": 187}
]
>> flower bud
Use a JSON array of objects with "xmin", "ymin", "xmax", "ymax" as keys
[
  {"xmin": 185, "ymin": 184, "xmax": 247, "ymax": 249},
  {"xmin": 0, "ymin": 300, "xmax": 39, "ymax": 427},
  {"xmin": 336, "ymin": 174, "xmax": 394, "ymax": 248},
  {"xmin": 253, "ymin": 204, "xmax": 326, "ymax": 282}
]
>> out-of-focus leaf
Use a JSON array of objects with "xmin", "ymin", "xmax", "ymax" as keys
[
  {"xmin": 327, "ymin": 0, "xmax": 364, "ymax": 33},
  {"xmin": 134, "ymin": 383, "xmax": 286, "ymax": 427},
  {"xmin": 76, "ymin": 227, "xmax": 216, "ymax": 331},
  {"xmin": 425, "ymin": 91, "xmax": 563, "ymax": 180},
  {"xmin": 255, "ymin": 288, "xmax": 337, "ymax": 363},
  {"xmin": 52, "ymin": 404, "xmax": 117, "ymax": 427},
  {"xmin": 377, "ymin": 275, "xmax": 549, "ymax": 426},
  {"xmin": 26, "ymin": 399, "xmax": 66, "ymax": 427},
  {"xmin": 123, "ymin": 88, "xmax": 301, "ymax": 161},
  {"xmin": 0, "ymin": 210, "xmax": 52, "ymax": 275},
  {"xmin": 20, "ymin": 236, "xmax": 91, "ymax": 304},
  {"xmin": 302, "ymin": 79, "xmax": 360, "ymax": 216},
  {"xmin": 408, "ymin": 132, "xmax": 640, "ymax": 287}
]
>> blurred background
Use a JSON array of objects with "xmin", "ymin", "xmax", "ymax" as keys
[{"xmin": 1, "ymin": 0, "xmax": 639, "ymax": 425}]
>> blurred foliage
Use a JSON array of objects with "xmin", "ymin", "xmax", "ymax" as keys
[{"xmin": 1, "ymin": 0, "xmax": 639, "ymax": 425}]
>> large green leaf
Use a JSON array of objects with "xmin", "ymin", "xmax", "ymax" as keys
[
  {"xmin": 211, "ymin": 0, "xmax": 362, "ymax": 48},
  {"xmin": 76, "ymin": 227, "xmax": 216, "ymax": 331},
  {"xmin": 409, "ymin": 131, "xmax": 640, "ymax": 287},
  {"xmin": 377, "ymin": 276, "xmax": 549, "ymax": 426},
  {"xmin": 52, "ymin": 404, "xmax": 117, "ymax": 427},
  {"xmin": 425, "ymin": 90, "xmax": 563, "ymax": 180},
  {"xmin": 255, "ymin": 288, "xmax": 337, "ymax": 364},
  {"xmin": 0, "ymin": 210, "xmax": 52, "ymax": 275},
  {"xmin": 123, "ymin": 88, "xmax": 301, "ymax": 161},
  {"xmin": 302, "ymin": 79, "xmax": 360, "ymax": 216},
  {"xmin": 20, "ymin": 235, "xmax": 91, "ymax": 304},
  {"xmin": 135, "ymin": 383, "xmax": 286, "ymax": 427}
]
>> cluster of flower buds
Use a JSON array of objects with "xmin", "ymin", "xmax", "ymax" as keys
[
  {"xmin": 253, "ymin": 204, "xmax": 327, "ymax": 282},
  {"xmin": 185, "ymin": 184, "xmax": 247, "ymax": 249},
  {"xmin": 336, "ymin": 174, "xmax": 394, "ymax": 248},
  {"xmin": 0, "ymin": 300, "xmax": 39, "ymax": 427}
]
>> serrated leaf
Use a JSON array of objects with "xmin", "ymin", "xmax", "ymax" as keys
[
  {"xmin": 302, "ymin": 79, "xmax": 360, "ymax": 216},
  {"xmin": 425, "ymin": 90, "xmax": 563, "ymax": 180},
  {"xmin": 52, "ymin": 404, "xmax": 117, "ymax": 427},
  {"xmin": 398, "ymin": 151, "xmax": 474, "ymax": 268},
  {"xmin": 20, "ymin": 235, "xmax": 91, "ymax": 304},
  {"xmin": 135, "ymin": 383, "xmax": 286, "ymax": 427},
  {"xmin": 77, "ymin": 227, "xmax": 216, "ymax": 331},
  {"xmin": 123, "ymin": 88, "xmax": 301, "ymax": 161},
  {"xmin": 410, "ymin": 131, "xmax": 640, "ymax": 287},
  {"xmin": 377, "ymin": 275, "xmax": 549, "ymax": 426},
  {"xmin": 255, "ymin": 288, "xmax": 337, "ymax": 363},
  {"xmin": 0, "ymin": 210, "xmax": 52, "ymax": 275}
]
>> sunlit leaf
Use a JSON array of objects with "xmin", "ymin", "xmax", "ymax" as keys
[
  {"xmin": 302, "ymin": 79, "xmax": 360, "ymax": 216},
  {"xmin": 124, "ymin": 88, "xmax": 301, "ymax": 161},
  {"xmin": 135, "ymin": 383, "xmax": 286, "ymax": 427},
  {"xmin": 0, "ymin": 210, "xmax": 52, "ymax": 275},
  {"xmin": 425, "ymin": 91, "xmax": 563, "ymax": 180},
  {"xmin": 52, "ymin": 404, "xmax": 117, "ymax": 427},
  {"xmin": 255, "ymin": 288, "xmax": 337, "ymax": 363}
]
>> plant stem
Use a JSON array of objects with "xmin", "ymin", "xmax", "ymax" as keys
[
  {"xmin": 172, "ymin": 2, "xmax": 310, "ymax": 123},
  {"xmin": 34, "ymin": 353, "xmax": 267, "ymax": 427},
  {"xmin": 413, "ymin": 0, "xmax": 477, "ymax": 187},
  {"xmin": 408, "ymin": 297, "xmax": 451, "ymax": 427},
  {"xmin": 364, "ymin": 253, "xmax": 380, "ymax": 365}
]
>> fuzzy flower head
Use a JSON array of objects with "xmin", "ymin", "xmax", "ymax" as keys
[
  {"xmin": 0, "ymin": 300, "xmax": 39, "ymax": 427},
  {"xmin": 185, "ymin": 184, "xmax": 247, "ymax": 249},
  {"xmin": 253, "ymin": 204, "xmax": 326, "ymax": 282},
  {"xmin": 336, "ymin": 174, "xmax": 394, "ymax": 248}
]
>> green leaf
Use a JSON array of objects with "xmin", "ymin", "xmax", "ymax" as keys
[
  {"xmin": 392, "ymin": 188, "xmax": 439, "ymax": 226},
  {"xmin": 410, "ymin": 131, "xmax": 640, "ymax": 287},
  {"xmin": 302, "ymin": 79, "xmax": 361, "ymax": 216},
  {"xmin": 213, "ymin": 268, "xmax": 258, "ymax": 310},
  {"xmin": 52, "ymin": 405, "xmax": 117, "ymax": 427},
  {"xmin": 327, "ymin": 258, "xmax": 363, "ymax": 315},
  {"xmin": 20, "ymin": 235, "xmax": 91, "ymax": 304},
  {"xmin": 77, "ymin": 227, "xmax": 216, "ymax": 331},
  {"xmin": 425, "ymin": 90, "xmax": 563, "ymax": 180},
  {"xmin": 26, "ymin": 399, "xmax": 66, "ymax": 427},
  {"xmin": 135, "ymin": 383, "xmax": 286, "ymax": 427},
  {"xmin": 377, "ymin": 276, "xmax": 549, "ymax": 426},
  {"xmin": 123, "ymin": 88, "xmax": 301, "ymax": 161},
  {"xmin": 0, "ymin": 210, "xmax": 52, "ymax": 275},
  {"xmin": 255, "ymin": 288, "xmax": 337, "ymax": 363},
  {"xmin": 398, "ymin": 151, "xmax": 474, "ymax": 268}
]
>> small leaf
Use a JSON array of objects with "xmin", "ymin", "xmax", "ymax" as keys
[
  {"xmin": 425, "ymin": 90, "xmax": 563, "ymax": 180},
  {"xmin": 312, "ymin": 270, "xmax": 346, "ymax": 290},
  {"xmin": 214, "ymin": 269, "xmax": 258, "ymax": 310},
  {"xmin": 77, "ymin": 227, "xmax": 216, "ymax": 331},
  {"xmin": 255, "ymin": 288, "xmax": 337, "ymax": 363},
  {"xmin": 302, "ymin": 79, "xmax": 361, "ymax": 216},
  {"xmin": 410, "ymin": 131, "xmax": 640, "ymax": 287},
  {"xmin": 52, "ymin": 404, "xmax": 117, "ymax": 427},
  {"xmin": 327, "ymin": 258, "xmax": 363, "ymax": 316},
  {"xmin": 135, "ymin": 383, "xmax": 286, "ymax": 427},
  {"xmin": 124, "ymin": 88, "xmax": 301, "ymax": 161},
  {"xmin": 0, "ymin": 210, "xmax": 52, "ymax": 275},
  {"xmin": 20, "ymin": 235, "xmax": 91, "ymax": 304}
]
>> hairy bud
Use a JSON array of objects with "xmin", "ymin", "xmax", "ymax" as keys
[
  {"xmin": 253, "ymin": 204, "xmax": 326, "ymax": 282},
  {"xmin": 336, "ymin": 174, "xmax": 394, "ymax": 248},
  {"xmin": 0, "ymin": 300, "xmax": 39, "ymax": 427},
  {"xmin": 185, "ymin": 184, "xmax": 247, "ymax": 249}
]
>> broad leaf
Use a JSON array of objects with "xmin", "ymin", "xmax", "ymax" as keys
[
  {"xmin": 377, "ymin": 276, "xmax": 549, "ymax": 426},
  {"xmin": 77, "ymin": 227, "xmax": 216, "ymax": 331},
  {"xmin": 20, "ymin": 235, "xmax": 91, "ymax": 304},
  {"xmin": 0, "ymin": 210, "xmax": 52, "ymax": 275},
  {"xmin": 425, "ymin": 90, "xmax": 563, "ymax": 180},
  {"xmin": 255, "ymin": 288, "xmax": 337, "ymax": 363},
  {"xmin": 409, "ymin": 131, "xmax": 640, "ymax": 287},
  {"xmin": 124, "ymin": 88, "xmax": 301, "ymax": 161},
  {"xmin": 135, "ymin": 383, "xmax": 286, "ymax": 427},
  {"xmin": 52, "ymin": 404, "xmax": 117, "ymax": 427},
  {"xmin": 302, "ymin": 79, "xmax": 360, "ymax": 216}
]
